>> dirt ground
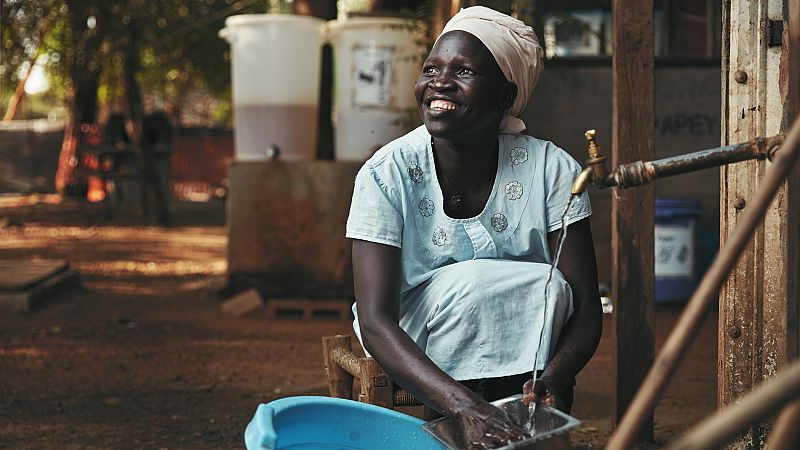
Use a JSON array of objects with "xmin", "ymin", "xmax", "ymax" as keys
[{"xmin": 0, "ymin": 195, "xmax": 718, "ymax": 449}]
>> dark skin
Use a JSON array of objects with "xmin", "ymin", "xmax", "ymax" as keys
[{"xmin": 353, "ymin": 31, "xmax": 602, "ymax": 449}]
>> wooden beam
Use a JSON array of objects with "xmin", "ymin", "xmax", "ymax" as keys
[
  {"xmin": 611, "ymin": 0, "xmax": 655, "ymax": 442},
  {"xmin": 719, "ymin": 0, "xmax": 800, "ymax": 448},
  {"xmin": 322, "ymin": 335, "xmax": 354, "ymax": 400}
]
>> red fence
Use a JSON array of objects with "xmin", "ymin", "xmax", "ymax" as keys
[{"xmin": 171, "ymin": 127, "xmax": 233, "ymax": 200}]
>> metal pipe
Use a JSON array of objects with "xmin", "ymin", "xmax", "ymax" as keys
[
  {"xmin": 606, "ymin": 134, "xmax": 783, "ymax": 189},
  {"xmin": 605, "ymin": 113, "xmax": 800, "ymax": 450},
  {"xmin": 664, "ymin": 361, "xmax": 800, "ymax": 450}
]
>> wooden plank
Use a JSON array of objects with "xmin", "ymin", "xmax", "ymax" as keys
[
  {"xmin": 720, "ymin": 1, "xmax": 800, "ymax": 448},
  {"xmin": 611, "ymin": 0, "xmax": 655, "ymax": 442},
  {"xmin": 322, "ymin": 335, "xmax": 355, "ymax": 400},
  {"xmin": 358, "ymin": 357, "xmax": 393, "ymax": 409},
  {"xmin": 0, "ymin": 259, "xmax": 68, "ymax": 291}
]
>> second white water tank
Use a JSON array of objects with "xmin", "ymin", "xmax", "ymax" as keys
[
  {"xmin": 328, "ymin": 18, "xmax": 424, "ymax": 161},
  {"xmin": 220, "ymin": 15, "xmax": 325, "ymax": 160}
]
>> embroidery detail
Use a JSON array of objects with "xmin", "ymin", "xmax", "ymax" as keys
[
  {"xmin": 491, "ymin": 213, "xmax": 508, "ymax": 232},
  {"xmin": 408, "ymin": 164, "xmax": 424, "ymax": 183},
  {"xmin": 510, "ymin": 147, "xmax": 528, "ymax": 165},
  {"xmin": 505, "ymin": 181, "xmax": 523, "ymax": 200},
  {"xmin": 418, "ymin": 197, "xmax": 434, "ymax": 217},
  {"xmin": 432, "ymin": 226, "xmax": 447, "ymax": 247}
]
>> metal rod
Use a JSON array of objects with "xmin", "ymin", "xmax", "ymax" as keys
[
  {"xmin": 607, "ymin": 134, "xmax": 782, "ymax": 189},
  {"xmin": 665, "ymin": 362, "xmax": 800, "ymax": 450},
  {"xmin": 605, "ymin": 114, "xmax": 800, "ymax": 450},
  {"xmin": 648, "ymin": 135, "xmax": 779, "ymax": 178},
  {"xmin": 766, "ymin": 400, "xmax": 800, "ymax": 450}
]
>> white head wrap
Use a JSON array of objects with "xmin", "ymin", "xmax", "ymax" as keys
[{"xmin": 437, "ymin": 6, "xmax": 544, "ymax": 134}]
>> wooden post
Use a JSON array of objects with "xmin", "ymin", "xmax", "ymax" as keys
[
  {"xmin": 322, "ymin": 335, "xmax": 354, "ymax": 400},
  {"xmin": 430, "ymin": 0, "xmax": 461, "ymax": 41},
  {"xmin": 611, "ymin": 0, "xmax": 655, "ymax": 442},
  {"xmin": 720, "ymin": 0, "xmax": 800, "ymax": 448},
  {"xmin": 358, "ymin": 358, "xmax": 393, "ymax": 409}
]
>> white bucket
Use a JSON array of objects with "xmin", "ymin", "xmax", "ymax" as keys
[
  {"xmin": 328, "ymin": 18, "xmax": 424, "ymax": 161},
  {"xmin": 220, "ymin": 15, "xmax": 325, "ymax": 161}
]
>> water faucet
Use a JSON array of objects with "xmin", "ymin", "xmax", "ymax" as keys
[
  {"xmin": 570, "ymin": 129, "xmax": 783, "ymax": 194},
  {"xmin": 571, "ymin": 129, "xmax": 611, "ymax": 194}
]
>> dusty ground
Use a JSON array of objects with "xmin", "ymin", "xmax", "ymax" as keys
[{"xmin": 0, "ymin": 195, "xmax": 717, "ymax": 449}]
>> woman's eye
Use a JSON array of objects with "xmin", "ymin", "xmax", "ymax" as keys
[
  {"xmin": 422, "ymin": 67, "xmax": 437, "ymax": 75},
  {"xmin": 457, "ymin": 68, "xmax": 475, "ymax": 76}
]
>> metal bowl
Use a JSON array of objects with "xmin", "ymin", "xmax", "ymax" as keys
[{"xmin": 421, "ymin": 395, "xmax": 581, "ymax": 450}]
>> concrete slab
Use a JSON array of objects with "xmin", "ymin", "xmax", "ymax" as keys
[
  {"xmin": 0, "ymin": 259, "xmax": 79, "ymax": 313},
  {"xmin": 0, "ymin": 258, "xmax": 69, "ymax": 291}
]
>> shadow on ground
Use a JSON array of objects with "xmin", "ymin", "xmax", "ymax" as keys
[{"xmin": 0, "ymin": 195, "xmax": 717, "ymax": 449}]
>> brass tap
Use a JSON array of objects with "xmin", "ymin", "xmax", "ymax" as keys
[
  {"xmin": 586, "ymin": 130, "xmax": 601, "ymax": 158},
  {"xmin": 572, "ymin": 129, "xmax": 611, "ymax": 194},
  {"xmin": 571, "ymin": 167, "xmax": 593, "ymax": 195}
]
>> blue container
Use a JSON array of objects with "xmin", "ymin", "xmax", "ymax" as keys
[
  {"xmin": 655, "ymin": 198, "xmax": 702, "ymax": 303},
  {"xmin": 244, "ymin": 396, "xmax": 446, "ymax": 450}
]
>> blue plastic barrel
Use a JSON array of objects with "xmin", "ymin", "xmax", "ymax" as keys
[
  {"xmin": 244, "ymin": 396, "xmax": 446, "ymax": 450},
  {"xmin": 655, "ymin": 198, "xmax": 702, "ymax": 303}
]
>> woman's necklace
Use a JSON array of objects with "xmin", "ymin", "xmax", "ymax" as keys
[{"xmin": 432, "ymin": 138, "xmax": 497, "ymax": 212}]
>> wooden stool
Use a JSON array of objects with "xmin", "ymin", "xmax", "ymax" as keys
[{"xmin": 322, "ymin": 335, "xmax": 422, "ymax": 410}]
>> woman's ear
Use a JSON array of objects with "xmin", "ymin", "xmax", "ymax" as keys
[{"xmin": 502, "ymin": 82, "xmax": 518, "ymax": 110}]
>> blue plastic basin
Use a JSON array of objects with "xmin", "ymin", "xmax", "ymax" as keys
[{"xmin": 244, "ymin": 396, "xmax": 446, "ymax": 450}]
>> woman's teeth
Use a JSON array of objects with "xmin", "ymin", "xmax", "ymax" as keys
[{"xmin": 430, "ymin": 100, "xmax": 457, "ymax": 111}]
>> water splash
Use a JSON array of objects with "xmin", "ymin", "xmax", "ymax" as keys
[{"xmin": 526, "ymin": 194, "xmax": 577, "ymax": 432}]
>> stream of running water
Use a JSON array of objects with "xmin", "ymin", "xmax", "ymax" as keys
[{"xmin": 525, "ymin": 193, "xmax": 577, "ymax": 433}]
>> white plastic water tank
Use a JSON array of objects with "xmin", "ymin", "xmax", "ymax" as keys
[
  {"xmin": 328, "ymin": 18, "xmax": 424, "ymax": 161},
  {"xmin": 220, "ymin": 15, "xmax": 325, "ymax": 161}
]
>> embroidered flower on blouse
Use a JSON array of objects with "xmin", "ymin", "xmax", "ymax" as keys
[
  {"xmin": 418, "ymin": 197, "xmax": 434, "ymax": 217},
  {"xmin": 432, "ymin": 226, "xmax": 447, "ymax": 246},
  {"xmin": 505, "ymin": 181, "xmax": 523, "ymax": 200},
  {"xmin": 408, "ymin": 164, "xmax": 424, "ymax": 183},
  {"xmin": 510, "ymin": 147, "xmax": 528, "ymax": 165},
  {"xmin": 491, "ymin": 213, "xmax": 508, "ymax": 232}
]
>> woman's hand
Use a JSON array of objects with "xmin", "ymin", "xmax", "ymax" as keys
[
  {"xmin": 521, "ymin": 378, "xmax": 565, "ymax": 412},
  {"xmin": 453, "ymin": 400, "xmax": 528, "ymax": 450}
]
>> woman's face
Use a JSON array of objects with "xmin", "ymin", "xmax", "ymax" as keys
[{"xmin": 415, "ymin": 30, "xmax": 515, "ymax": 141}]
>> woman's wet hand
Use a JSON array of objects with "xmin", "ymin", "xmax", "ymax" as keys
[
  {"xmin": 454, "ymin": 401, "xmax": 528, "ymax": 449},
  {"xmin": 521, "ymin": 378, "xmax": 565, "ymax": 411}
]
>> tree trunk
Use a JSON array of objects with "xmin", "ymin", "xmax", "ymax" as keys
[
  {"xmin": 2, "ymin": 55, "xmax": 40, "ymax": 122},
  {"xmin": 54, "ymin": 3, "xmax": 102, "ymax": 194}
]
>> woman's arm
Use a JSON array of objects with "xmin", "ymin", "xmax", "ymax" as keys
[
  {"xmin": 529, "ymin": 217, "xmax": 603, "ymax": 405},
  {"xmin": 352, "ymin": 239, "xmax": 526, "ymax": 448}
]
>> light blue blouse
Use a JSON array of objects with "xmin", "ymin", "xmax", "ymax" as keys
[{"xmin": 346, "ymin": 125, "xmax": 592, "ymax": 379}]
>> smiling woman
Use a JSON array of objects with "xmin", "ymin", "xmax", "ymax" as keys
[{"xmin": 345, "ymin": 6, "xmax": 602, "ymax": 450}]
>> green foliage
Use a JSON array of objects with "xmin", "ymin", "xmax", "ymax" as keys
[
  {"xmin": 133, "ymin": 0, "xmax": 266, "ymax": 106},
  {"xmin": 1, "ymin": 0, "xmax": 266, "ymax": 124},
  {"xmin": 0, "ymin": 0, "xmax": 69, "ymax": 119}
]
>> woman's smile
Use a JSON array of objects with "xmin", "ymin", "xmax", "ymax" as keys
[{"xmin": 427, "ymin": 99, "xmax": 463, "ymax": 118}]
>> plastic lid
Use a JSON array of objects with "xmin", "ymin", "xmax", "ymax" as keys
[
  {"xmin": 224, "ymin": 13, "xmax": 325, "ymax": 28},
  {"xmin": 655, "ymin": 197, "xmax": 702, "ymax": 218},
  {"xmin": 327, "ymin": 17, "xmax": 421, "ymax": 32}
]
